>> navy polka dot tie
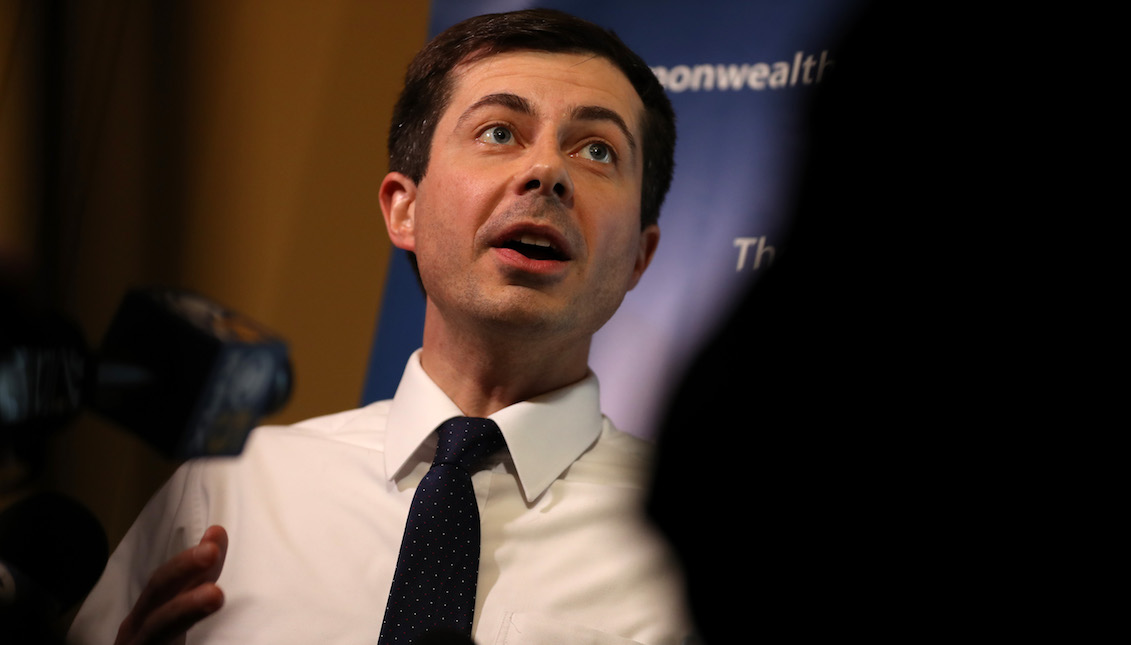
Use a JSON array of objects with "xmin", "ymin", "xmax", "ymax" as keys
[{"xmin": 378, "ymin": 417, "xmax": 506, "ymax": 644}]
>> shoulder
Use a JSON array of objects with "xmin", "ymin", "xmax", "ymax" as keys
[
  {"xmin": 175, "ymin": 400, "xmax": 393, "ymax": 489},
  {"xmin": 249, "ymin": 399, "xmax": 392, "ymax": 450},
  {"xmin": 163, "ymin": 400, "xmax": 397, "ymax": 532},
  {"xmin": 566, "ymin": 416, "xmax": 657, "ymax": 488},
  {"xmin": 597, "ymin": 416, "xmax": 655, "ymax": 459},
  {"xmin": 284, "ymin": 399, "xmax": 391, "ymax": 433}
]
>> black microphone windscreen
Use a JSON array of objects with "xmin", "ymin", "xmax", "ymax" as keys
[
  {"xmin": 91, "ymin": 288, "xmax": 292, "ymax": 459},
  {"xmin": 0, "ymin": 306, "xmax": 89, "ymax": 433},
  {"xmin": 0, "ymin": 491, "xmax": 108, "ymax": 611}
]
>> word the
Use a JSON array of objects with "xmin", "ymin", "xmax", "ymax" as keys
[{"xmin": 734, "ymin": 236, "xmax": 776, "ymax": 271}]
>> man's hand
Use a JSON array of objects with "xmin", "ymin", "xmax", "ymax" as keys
[{"xmin": 115, "ymin": 526, "xmax": 228, "ymax": 645}]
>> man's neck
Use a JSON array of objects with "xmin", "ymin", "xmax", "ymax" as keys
[{"xmin": 418, "ymin": 307, "xmax": 592, "ymax": 418}]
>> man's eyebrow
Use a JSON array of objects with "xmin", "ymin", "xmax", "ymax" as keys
[
  {"xmin": 571, "ymin": 105, "xmax": 637, "ymax": 155},
  {"xmin": 456, "ymin": 93, "xmax": 535, "ymax": 128}
]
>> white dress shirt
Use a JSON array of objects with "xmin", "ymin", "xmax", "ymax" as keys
[{"xmin": 68, "ymin": 350, "xmax": 692, "ymax": 645}]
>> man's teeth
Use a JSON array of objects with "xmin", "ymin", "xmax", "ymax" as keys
[{"xmin": 519, "ymin": 235, "xmax": 553, "ymax": 249}]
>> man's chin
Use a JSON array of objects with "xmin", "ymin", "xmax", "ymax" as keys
[
  {"xmin": 481, "ymin": 300, "xmax": 573, "ymax": 336},
  {"xmin": 466, "ymin": 292, "xmax": 581, "ymax": 337}
]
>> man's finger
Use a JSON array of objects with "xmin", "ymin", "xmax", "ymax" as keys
[
  {"xmin": 126, "ymin": 582, "xmax": 224, "ymax": 645},
  {"xmin": 118, "ymin": 526, "xmax": 228, "ymax": 644},
  {"xmin": 128, "ymin": 539, "xmax": 218, "ymax": 619},
  {"xmin": 197, "ymin": 526, "xmax": 228, "ymax": 584}
]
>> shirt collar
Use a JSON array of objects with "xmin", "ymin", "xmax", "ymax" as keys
[{"xmin": 384, "ymin": 349, "xmax": 603, "ymax": 503}]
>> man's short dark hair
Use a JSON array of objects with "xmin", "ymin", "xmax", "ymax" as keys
[{"xmin": 388, "ymin": 8, "xmax": 676, "ymax": 229}]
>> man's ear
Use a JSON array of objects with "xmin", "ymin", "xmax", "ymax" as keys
[
  {"xmin": 628, "ymin": 224, "xmax": 661, "ymax": 290},
  {"xmin": 380, "ymin": 171, "xmax": 418, "ymax": 251}
]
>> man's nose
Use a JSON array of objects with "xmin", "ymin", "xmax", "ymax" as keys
[{"xmin": 516, "ymin": 142, "xmax": 574, "ymax": 205}]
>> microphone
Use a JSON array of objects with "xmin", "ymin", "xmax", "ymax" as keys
[
  {"xmin": 0, "ymin": 491, "xmax": 109, "ymax": 644},
  {"xmin": 1, "ymin": 287, "xmax": 293, "ymax": 460},
  {"xmin": 2, "ymin": 302, "xmax": 90, "ymax": 489},
  {"xmin": 89, "ymin": 287, "xmax": 293, "ymax": 459},
  {"xmin": 0, "ymin": 304, "xmax": 88, "ymax": 436}
]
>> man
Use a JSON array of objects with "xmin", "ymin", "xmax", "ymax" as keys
[{"xmin": 69, "ymin": 9, "xmax": 688, "ymax": 645}]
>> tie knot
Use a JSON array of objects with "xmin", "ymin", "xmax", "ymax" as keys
[{"xmin": 433, "ymin": 417, "xmax": 505, "ymax": 471}]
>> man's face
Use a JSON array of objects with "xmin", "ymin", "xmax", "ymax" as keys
[{"xmin": 382, "ymin": 50, "xmax": 659, "ymax": 346}]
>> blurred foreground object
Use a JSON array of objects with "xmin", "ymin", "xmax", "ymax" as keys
[
  {"xmin": 91, "ymin": 288, "xmax": 292, "ymax": 458},
  {"xmin": 2, "ymin": 287, "xmax": 293, "ymax": 465},
  {"xmin": 0, "ymin": 491, "xmax": 109, "ymax": 644}
]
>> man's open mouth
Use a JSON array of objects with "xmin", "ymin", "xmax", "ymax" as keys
[{"xmin": 500, "ymin": 235, "xmax": 568, "ymax": 261}]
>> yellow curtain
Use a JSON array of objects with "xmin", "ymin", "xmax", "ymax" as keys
[{"xmin": 1, "ymin": 0, "xmax": 429, "ymax": 550}]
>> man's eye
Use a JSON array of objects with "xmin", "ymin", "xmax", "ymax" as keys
[
  {"xmin": 478, "ymin": 126, "xmax": 515, "ymax": 145},
  {"xmin": 577, "ymin": 142, "xmax": 614, "ymax": 164}
]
